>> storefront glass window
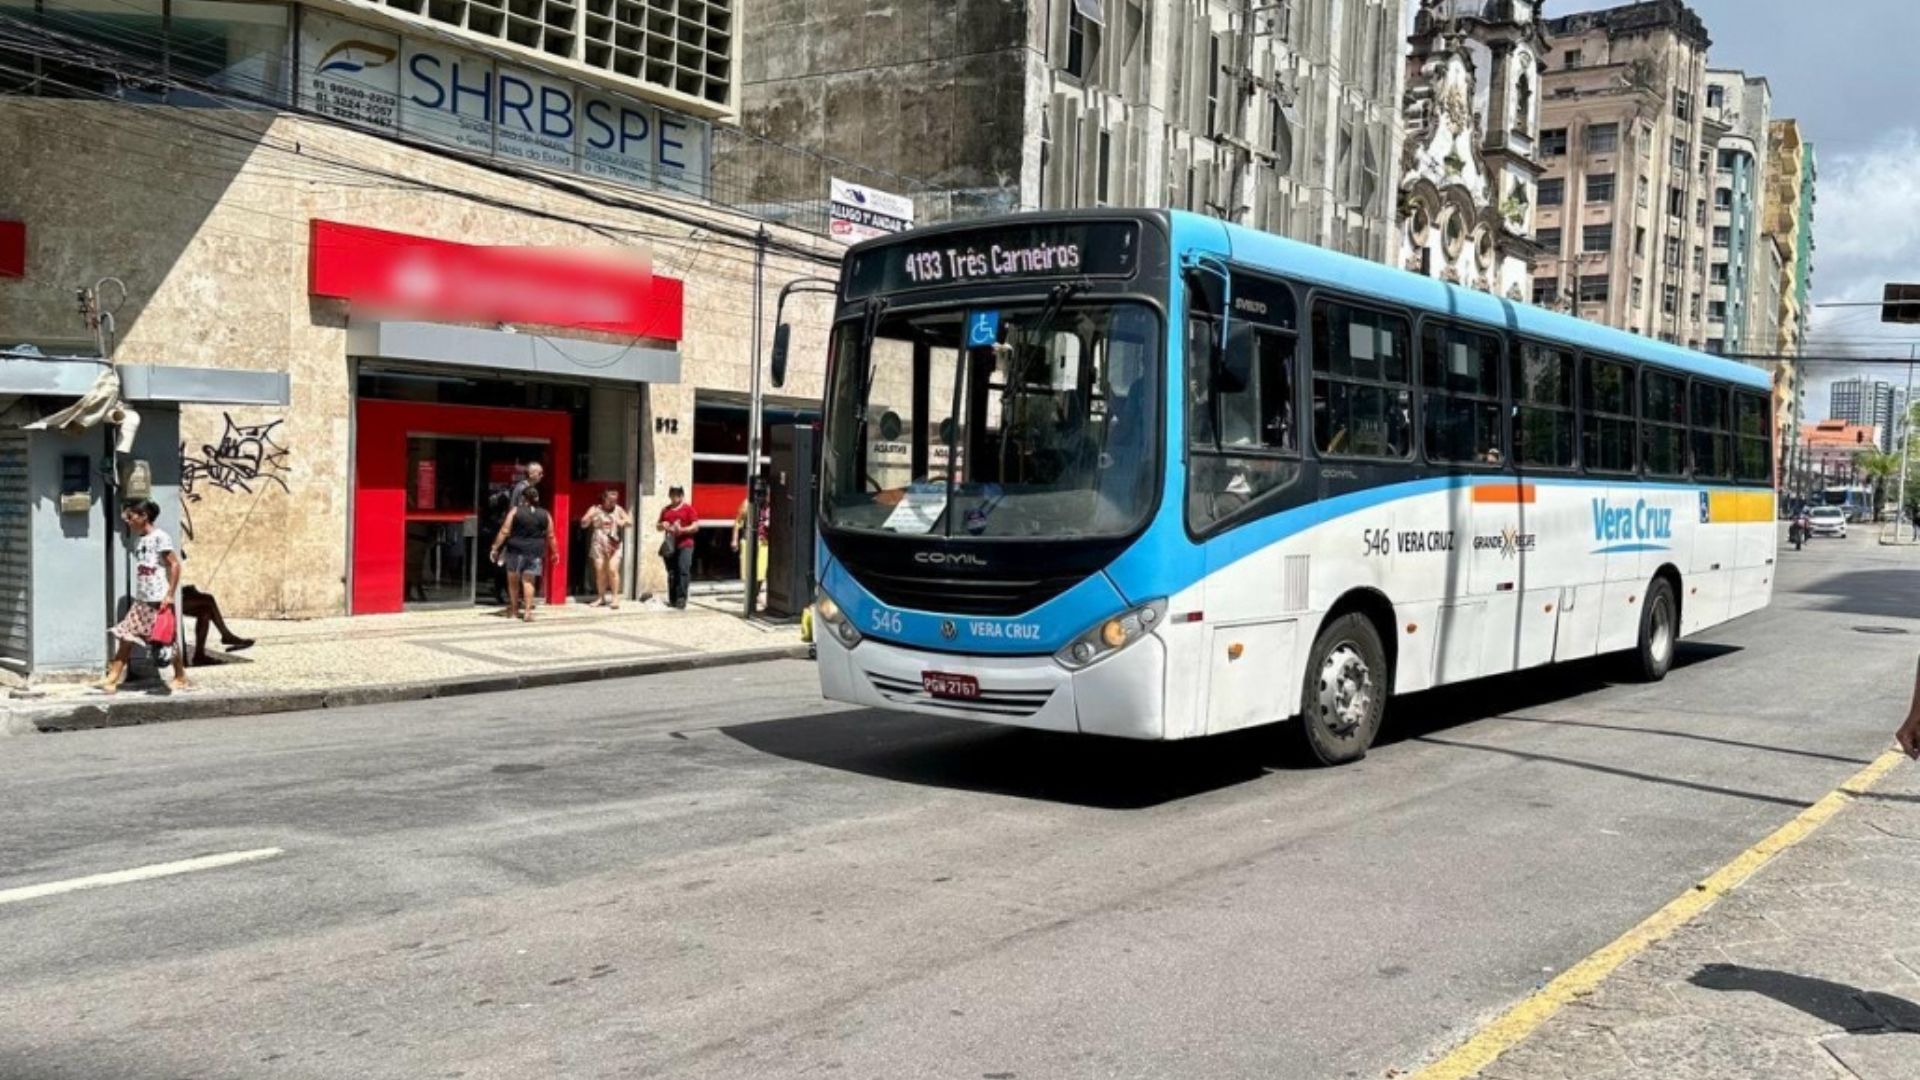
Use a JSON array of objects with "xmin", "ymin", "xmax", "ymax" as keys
[
  {"xmin": 170, "ymin": 0, "xmax": 289, "ymax": 101},
  {"xmin": 691, "ymin": 394, "xmax": 821, "ymax": 583},
  {"xmin": 36, "ymin": 0, "xmax": 167, "ymax": 99}
]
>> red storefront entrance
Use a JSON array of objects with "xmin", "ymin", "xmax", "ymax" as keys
[{"xmin": 353, "ymin": 399, "xmax": 572, "ymax": 614}]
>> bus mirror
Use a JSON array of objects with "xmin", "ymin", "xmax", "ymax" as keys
[{"xmin": 770, "ymin": 323, "xmax": 792, "ymax": 389}]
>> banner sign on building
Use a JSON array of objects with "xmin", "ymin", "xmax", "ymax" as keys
[
  {"xmin": 830, "ymin": 178, "xmax": 915, "ymax": 243},
  {"xmin": 300, "ymin": 9, "xmax": 709, "ymax": 199},
  {"xmin": 309, "ymin": 220, "xmax": 685, "ymax": 342}
]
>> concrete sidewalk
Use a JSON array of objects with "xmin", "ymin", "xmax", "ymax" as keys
[
  {"xmin": 1449, "ymin": 754, "xmax": 1920, "ymax": 1080},
  {"xmin": 2, "ymin": 596, "xmax": 806, "ymax": 735}
]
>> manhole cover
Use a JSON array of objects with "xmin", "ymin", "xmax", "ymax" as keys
[{"xmin": 1852, "ymin": 626, "xmax": 1912, "ymax": 636}]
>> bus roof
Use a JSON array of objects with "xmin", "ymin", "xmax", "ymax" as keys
[{"xmin": 1177, "ymin": 210, "xmax": 1772, "ymax": 391}]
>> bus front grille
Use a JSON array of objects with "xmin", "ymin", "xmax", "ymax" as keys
[
  {"xmin": 865, "ymin": 673, "xmax": 1055, "ymax": 718},
  {"xmin": 847, "ymin": 570, "xmax": 1079, "ymax": 617}
]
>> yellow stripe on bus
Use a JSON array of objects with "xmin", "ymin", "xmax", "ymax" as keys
[{"xmin": 1708, "ymin": 490, "xmax": 1774, "ymax": 524}]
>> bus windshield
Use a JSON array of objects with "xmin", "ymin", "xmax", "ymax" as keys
[{"xmin": 821, "ymin": 300, "xmax": 1161, "ymax": 541}]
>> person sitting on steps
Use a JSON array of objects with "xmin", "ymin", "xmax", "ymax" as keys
[{"xmin": 179, "ymin": 585, "xmax": 254, "ymax": 667}]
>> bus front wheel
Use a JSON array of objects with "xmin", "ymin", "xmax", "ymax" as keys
[
  {"xmin": 1632, "ymin": 576, "xmax": 1678, "ymax": 683},
  {"xmin": 1299, "ymin": 613, "xmax": 1388, "ymax": 766}
]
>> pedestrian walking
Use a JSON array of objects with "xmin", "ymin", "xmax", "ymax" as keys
[
  {"xmin": 1898, "ymin": 655, "xmax": 1920, "ymax": 759},
  {"xmin": 510, "ymin": 460, "xmax": 545, "ymax": 508},
  {"xmin": 580, "ymin": 489, "xmax": 632, "ymax": 608},
  {"xmin": 95, "ymin": 499, "xmax": 189, "ymax": 694},
  {"xmin": 490, "ymin": 486, "xmax": 557, "ymax": 621},
  {"xmin": 657, "ymin": 485, "xmax": 698, "ymax": 609},
  {"xmin": 731, "ymin": 495, "xmax": 769, "ymax": 605}
]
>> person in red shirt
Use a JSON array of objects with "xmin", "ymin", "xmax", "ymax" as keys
[{"xmin": 656, "ymin": 485, "xmax": 699, "ymax": 609}]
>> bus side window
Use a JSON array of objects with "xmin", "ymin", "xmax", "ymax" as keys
[
  {"xmin": 1583, "ymin": 356, "xmax": 1637, "ymax": 474},
  {"xmin": 1689, "ymin": 380, "xmax": 1732, "ymax": 481},
  {"xmin": 1420, "ymin": 320, "xmax": 1504, "ymax": 465},
  {"xmin": 1513, "ymin": 341, "xmax": 1576, "ymax": 469},
  {"xmin": 1311, "ymin": 298, "xmax": 1412, "ymax": 459},
  {"xmin": 1733, "ymin": 391, "xmax": 1772, "ymax": 484},
  {"xmin": 1642, "ymin": 369, "xmax": 1689, "ymax": 478}
]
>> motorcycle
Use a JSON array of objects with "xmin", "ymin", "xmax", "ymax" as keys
[{"xmin": 1788, "ymin": 514, "xmax": 1810, "ymax": 550}]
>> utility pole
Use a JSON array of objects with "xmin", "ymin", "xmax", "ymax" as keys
[
  {"xmin": 744, "ymin": 227, "xmax": 769, "ymax": 617},
  {"xmin": 1895, "ymin": 343, "xmax": 1916, "ymax": 542}
]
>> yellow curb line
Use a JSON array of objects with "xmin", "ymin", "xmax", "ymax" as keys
[{"xmin": 1410, "ymin": 747, "xmax": 1908, "ymax": 1080}]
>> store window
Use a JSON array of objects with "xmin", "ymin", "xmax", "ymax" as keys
[{"xmin": 691, "ymin": 394, "xmax": 821, "ymax": 583}]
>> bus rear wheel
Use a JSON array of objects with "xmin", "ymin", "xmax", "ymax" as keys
[
  {"xmin": 1632, "ymin": 576, "xmax": 1678, "ymax": 683},
  {"xmin": 1299, "ymin": 613, "xmax": 1388, "ymax": 766}
]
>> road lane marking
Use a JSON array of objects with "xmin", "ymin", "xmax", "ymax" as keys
[
  {"xmin": 1410, "ymin": 748, "xmax": 1907, "ymax": 1080},
  {"xmin": 0, "ymin": 847, "xmax": 284, "ymax": 907}
]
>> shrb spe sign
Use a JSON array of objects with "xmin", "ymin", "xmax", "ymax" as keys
[
  {"xmin": 830, "ymin": 178, "xmax": 915, "ymax": 243},
  {"xmin": 299, "ymin": 9, "xmax": 709, "ymax": 198}
]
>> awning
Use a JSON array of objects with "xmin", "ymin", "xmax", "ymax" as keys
[
  {"xmin": 345, "ymin": 320, "xmax": 682, "ymax": 385},
  {"xmin": 0, "ymin": 355, "xmax": 287, "ymax": 406}
]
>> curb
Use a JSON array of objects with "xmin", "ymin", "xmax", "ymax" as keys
[{"xmin": 1, "ymin": 644, "xmax": 811, "ymax": 736}]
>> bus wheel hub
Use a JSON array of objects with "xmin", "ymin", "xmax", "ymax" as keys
[{"xmin": 1319, "ymin": 645, "xmax": 1373, "ymax": 737}]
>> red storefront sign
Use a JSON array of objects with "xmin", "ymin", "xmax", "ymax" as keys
[
  {"xmin": 0, "ymin": 221, "xmax": 23, "ymax": 279},
  {"xmin": 309, "ymin": 220, "xmax": 683, "ymax": 341}
]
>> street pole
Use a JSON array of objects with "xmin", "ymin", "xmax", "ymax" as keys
[
  {"xmin": 745, "ymin": 227, "xmax": 769, "ymax": 618},
  {"xmin": 1896, "ymin": 344, "xmax": 1916, "ymax": 542}
]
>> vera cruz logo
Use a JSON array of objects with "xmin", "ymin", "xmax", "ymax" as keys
[
  {"xmin": 317, "ymin": 40, "xmax": 398, "ymax": 76},
  {"xmin": 1591, "ymin": 497, "xmax": 1673, "ymax": 554}
]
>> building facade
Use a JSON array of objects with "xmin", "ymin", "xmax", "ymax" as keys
[
  {"xmin": 740, "ymin": 0, "xmax": 1408, "ymax": 260},
  {"xmin": 1830, "ymin": 378, "xmax": 1905, "ymax": 453},
  {"xmin": 1764, "ymin": 118, "xmax": 1815, "ymax": 361},
  {"xmin": 0, "ymin": 0, "xmax": 859, "ymax": 677},
  {"xmin": 1397, "ymin": 0, "xmax": 1548, "ymax": 299},
  {"xmin": 1701, "ymin": 69, "xmax": 1767, "ymax": 357},
  {"xmin": 1530, "ymin": 0, "xmax": 1714, "ymax": 347}
]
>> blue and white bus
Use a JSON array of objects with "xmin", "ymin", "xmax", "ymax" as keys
[{"xmin": 805, "ymin": 211, "xmax": 1776, "ymax": 763}]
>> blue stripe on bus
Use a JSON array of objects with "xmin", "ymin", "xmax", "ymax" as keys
[{"xmin": 819, "ymin": 553, "xmax": 1127, "ymax": 655}]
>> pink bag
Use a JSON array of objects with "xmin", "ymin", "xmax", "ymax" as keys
[{"xmin": 148, "ymin": 604, "xmax": 178, "ymax": 648}]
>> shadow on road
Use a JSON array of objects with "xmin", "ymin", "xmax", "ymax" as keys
[
  {"xmin": 722, "ymin": 710, "xmax": 1296, "ymax": 809},
  {"xmin": 1797, "ymin": 570, "xmax": 1920, "ymax": 621},
  {"xmin": 1689, "ymin": 963, "xmax": 1920, "ymax": 1033},
  {"xmin": 724, "ymin": 643, "xmax": 1749, "ymax": 809}
]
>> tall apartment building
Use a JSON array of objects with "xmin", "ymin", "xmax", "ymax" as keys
[
  {"xmin": 1830, "ymin": 378, "xmax": 1905, "ymax": 453},
  {"xmin": 1765, "ymin": 119, "xmax": 1817, "ymax": 361},
  {"xmin": 1529, "ymin": 0, "xmax": 1714, "ymax": 348},
  {"xmin": 740, "ymin": 0, "xmax": 1408, "ymax": 259},
  {"xmin": 1702, "ymin": 69, "xmax": 1768, "ymax": 357}
]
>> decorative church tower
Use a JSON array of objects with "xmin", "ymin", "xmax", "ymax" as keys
[{"xmin": 1398, "ymin": 0, "xmax": 1549, "ymax": 301}]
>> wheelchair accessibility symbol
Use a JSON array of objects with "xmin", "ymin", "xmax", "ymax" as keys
[{"xmin": 967, "ymin": 310, "xmax": 1001, "ymax": 348}]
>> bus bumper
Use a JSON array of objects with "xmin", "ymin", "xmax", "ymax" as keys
[{"xmin": 816, "ymin": 631, "xmax": 1169, "ymax": 740}]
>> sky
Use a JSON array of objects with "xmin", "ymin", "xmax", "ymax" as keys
[{"xmin": 1541, "ymin": 0, "xmax": 1920, "ymax": 418}]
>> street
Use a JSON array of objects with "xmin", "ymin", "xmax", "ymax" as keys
[{"xmin": 3, "ymin": 535, "xmax": 1916, "ymax": 1080}]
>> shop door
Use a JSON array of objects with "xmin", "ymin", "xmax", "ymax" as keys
[
  {"xmin": 403, "ymin": 436, "xmax": 547, "ymax": 608},
  {"xmin": 0, "ymin": 431, "xmax": 28, "ymax": 668}
]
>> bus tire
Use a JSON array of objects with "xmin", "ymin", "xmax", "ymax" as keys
[
  {"xmin": 1632, "ymin": 576, "xmax": 1678, "ymax": 683},
  {"xmin": 1299, "ymin": 613, "xmax": 1388, "ymax": 766}
]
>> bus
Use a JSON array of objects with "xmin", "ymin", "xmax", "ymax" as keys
[
  {"xmin": 803, "ymin": 210, "xmax": 1776, "ymax": 764},
  {"xmin": 1818, "ymin": 485, "xmax": 1873, "ymax": 523}
]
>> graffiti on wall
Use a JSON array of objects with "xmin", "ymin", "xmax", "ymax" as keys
[{"xmin": 179, "ymin": 414, "xmax": 292, "ymax": 539}]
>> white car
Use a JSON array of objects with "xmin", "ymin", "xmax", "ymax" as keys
[{"xmin": 1808, "ymin": 507, "xmax": 1849, "ymax": 538}]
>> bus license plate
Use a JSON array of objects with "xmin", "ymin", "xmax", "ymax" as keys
[{"xmin": 922, "ymin": 672, "xmax": 980, "ymax": 700}]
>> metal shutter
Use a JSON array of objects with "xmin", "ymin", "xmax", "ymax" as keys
[{"xmin": 0, "ymin": 431, "xmax": 27, "ymax": 669}]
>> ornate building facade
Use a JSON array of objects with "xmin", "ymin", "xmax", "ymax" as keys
[{"xmin": 1398, "ymin": 0, "xmax": 1549, "ymax": 299}]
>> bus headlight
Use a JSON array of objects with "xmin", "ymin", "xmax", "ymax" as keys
[
  {"xmin": 815, "ymin": 590, "xmax": 863, "ymax": 648},
  {"xmin": 1055, "ymin": 599, "xmax": 1166, "ymax": 671}
]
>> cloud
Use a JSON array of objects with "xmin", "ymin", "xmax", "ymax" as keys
[{"xmin": 1801, "ymin": 128, "xmax": 1920, "ymax": 420}]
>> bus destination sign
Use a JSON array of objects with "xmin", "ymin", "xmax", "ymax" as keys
[{"xmin": 847, "ymin": 222, "xmax": 1140, "ymax": 298}]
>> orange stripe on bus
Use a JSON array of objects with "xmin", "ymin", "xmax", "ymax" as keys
[{"xmin": 1472, "ymin": 484, "xmax": 1536, "ymax": 504}]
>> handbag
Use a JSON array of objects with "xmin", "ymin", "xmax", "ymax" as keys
[
  {"xmin": 658, "ymin": 535, "xmax": 675, "ymax": 560},
  {"xmin": 148, "ymin": 603, "xmax": 178, "ymax": 648}
]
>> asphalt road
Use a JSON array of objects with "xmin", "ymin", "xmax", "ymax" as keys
[{"xmin": 3, "ymin": 533, "xmax": 1917, "ymax": 1080}]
